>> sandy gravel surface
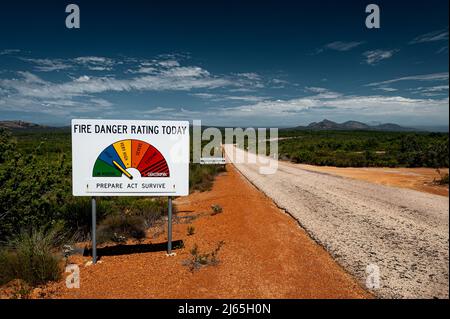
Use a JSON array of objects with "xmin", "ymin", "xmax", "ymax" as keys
[
  {"xmin": 294, "ymin": 165, "xmax": 449, "ymax": 197},
  {"xmin": 225, "ymin": 145, "xmax": 449, "ymax": 299},
  {"xmin": 38, "ymin": 164, "xmax": 369, "ymax": 299}
]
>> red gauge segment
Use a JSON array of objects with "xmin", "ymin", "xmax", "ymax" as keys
[{"xmin": 137, "ymin": 144, "xmax": 170, "ymax": 177}]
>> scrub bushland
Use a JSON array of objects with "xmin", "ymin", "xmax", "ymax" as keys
[
  {"xmin": 0, "ymin": 128, "xmax": 225, "ymax": 287},
  {"xmin": 246, "ymin": 130, "xmax": 449, "ymax": 168}
]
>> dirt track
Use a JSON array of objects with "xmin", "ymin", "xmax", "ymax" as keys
[
  {"xmin": 225, "ymin": 145, "xmax": 449, "ymax": 299},
  {"xmin": 39, "ymin": 164, "xmax": 369, "ymax": 299}
]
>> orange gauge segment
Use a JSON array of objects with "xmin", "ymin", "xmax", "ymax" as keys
[{"xmin": 131, "ymin": 139, "xmax": 150, "ymax": 168}]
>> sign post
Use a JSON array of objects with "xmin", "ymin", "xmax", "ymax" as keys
[
  {"xmin": 91, "ymin": 197, "xmax": 97, "ymax": 264},
  {"xmin": 167, "ymin": 196, "xmax": 173, "ymax": 255},
  {"xmin": 71, "ymin": 119, "xmax": 189, "ymax": 263}
]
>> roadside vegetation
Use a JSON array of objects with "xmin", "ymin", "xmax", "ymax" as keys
[
  {"xmin": 0, "ymin": 225, "xmax": 64, "ymax": 286},
  {"xmin": 189, "ymin": 163, "xmax": 226, "ymax": 192},
  {"xmin": 0, "ymin": 127, "xmax": 225, "ymax": 288},
  {"xmin": 182, "ymin": 241, "xmax": 225, "ymax": 272},
  {"xmin": 435, "ymin": 169, "xmax": 449, "ymax": 185},
  {"xmin": 251, "ymin": 130, "xmax": 449, "ymax": 168}
]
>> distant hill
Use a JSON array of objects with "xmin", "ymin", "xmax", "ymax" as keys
[
  {"xmin": 291, "ymin": 119, "xmax": 417, "ymax": 132},
  {"xmin": 0, "ymin": 120, "xmax": 70, "ymax": 133},
  {"xmin": 0, "ymin": 120, "xmax": 48, "ymax": 130}
]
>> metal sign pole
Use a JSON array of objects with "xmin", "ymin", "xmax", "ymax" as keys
[
  {"xmin": 91, "ymin": 196, "xmax": 97, "ymax": 264},
  {"xmin": 167, "ymin": 196, "xmax": 173, "ymax": 255}
]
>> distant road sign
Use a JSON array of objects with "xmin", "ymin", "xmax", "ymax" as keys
[
  {"xmin": 72, "ymin": 119, "xmax": 189, "ymax": 196},
  {"xmin": 200, "ymin": 157, "xmax": 226, "ymax": 165}
]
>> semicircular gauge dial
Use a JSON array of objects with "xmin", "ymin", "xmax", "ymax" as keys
[{"xmin": 92, "ymin": 139, "xmax": 170, "ymax": 179}]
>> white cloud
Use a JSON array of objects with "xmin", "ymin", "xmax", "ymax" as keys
[
  {"xmin": 2, "ymin": 53, "xmax": 447, "ymax": 126},
  {"xmin": 21, "ymin": 58, "xmax": 72, "ymax": 72},
  {"xmin": 314, "ymin": 41, "xmax": 364, "ymax": 54},
  {"xmin": 420, "ymin": 85, "xmax": 449, "ymax": 92},
  {"xmin": 0, "ymin": 49, "xmax": 20, "ymax": 55},
  {"xmin": 436, "ymin": 46, "xmax": 449, "ymax": 54},
  {"xmin": 271, "ymin": 78, "xmax": 288, "ymax": 84},
  {"xmin": 1, "ymin": 67, "xmax": 233, "ymax": 101},
  {"xmin": 215, "ymin": 93, "xmax": 449, "ymax": 123},
  {"xmin": 75, "ymin": 75, "xmax": 91, "ymax": 82},
  {"xmin": 305, "ymin": 87, "xmax": 328, "ymax": 93},
  {"xmin": 129, "ymin": 66, "xmax": 157, "ymax": 74},
  {"xmin": 237, "ymin": 72, "xmax": 261, "ymax": 81},
  {"xmin": 0, "ymin": 53, "xmax": 274, "ymax": 117},
  {"xmin": 162, "ymin": 66, "xmax": 210, "ymax": 78},
  {"xmin": 0, "ymin": 61, "xmax": 240, "ymax": 114},
  {"xmin": 73, "ymin": 56, "xmax": 115, "ymax": 71},
  {"xmin": 410, "ymin": 29, "xmax": 449, "ymax": 44},
  {"xmin": 142, "ymin": 106, "xmax": 176, "ymax": 114},
  {"xmin": 20, "ymin": 56, "xmax": 117, "ymax": 72},
  {"xmin": 191, "ymin": 92, "xmax": 266, "ymax": 103},
  {"xmin": 223, "ymin": 95, "xmax": 266, "ymax": 102},
  {"xmin": 191, "ymin": 93, "xmax": 217, "ymax": 99},
  {"xmin": 158, "ymin": 60, "xmax": 180, "ymax": 67},
  {"xmin": 374, "ymin": 87, "xmax": 398, "ymax": 92},
  {"xmin": 367, "ymin": 72, "xmax": 449, "ymax": 87},
  {"xmin": 324, "ymin": 41, "xmax": 364, "ymax": 51},
  {"xmin": 363, "ymin": 49, "xmax": 397, "ymax": 65},
  {"xmin": 270, "ymin": 78, "xmax": 289, "ymax": 88},
  {"xmin": 304, "ymin": 87, "xmax": 341, "ymax": 99},
  {"xmin": 410, "ymin": 85, "xmax": 449, "ymax": 97}
]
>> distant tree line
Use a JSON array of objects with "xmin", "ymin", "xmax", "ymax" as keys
[{"xmin": 273, "ymin": 130, "xmax": 449, "ymax": 168}]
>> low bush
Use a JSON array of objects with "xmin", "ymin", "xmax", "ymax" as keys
[
  {"xmin": 0, "ymin": 225, "xmax": 64, "ymax": 286},
  {"xmin": 211, "ymin": 204, "xmax": 223, "ymax": 215},
  {"xmin": 190, "ymin": 164, "xmax": 226, "ymax": 192},
  {"xmin": 182, "ymin": 241, "xmax": 224, "ymax": 272},
  {"xmin": 187, "ymin": 226, "xmax": 195, "ymax": 236},
  {"xmin": 96, "ymin": 214, "xmax": 147, "ymax": 244},
  {"xmin": 435, "ymin": 169, "xmax": 449, "ymax": 185}
]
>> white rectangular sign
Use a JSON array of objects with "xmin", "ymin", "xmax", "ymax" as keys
[
  {"xmin": 200, "ymin": 157, "xmax": 226, "ymax": 165},
  {"xmin": 71, "ymin": 119, "xmax": 189, "ymax": 196}
]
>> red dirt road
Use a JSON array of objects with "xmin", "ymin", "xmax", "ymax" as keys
[{"xmin": 43, "ymin": 164, "xmax": 370, "ymax": 299}]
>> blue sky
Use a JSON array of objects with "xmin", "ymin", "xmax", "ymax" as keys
[{"xmin": 0, "ymin": 0, "xmax": 448, "ymax": 127}]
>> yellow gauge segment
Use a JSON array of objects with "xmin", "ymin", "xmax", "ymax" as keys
[{"xmin": 113, "ymin": 140, "xmax": 132, "ymax": 168}]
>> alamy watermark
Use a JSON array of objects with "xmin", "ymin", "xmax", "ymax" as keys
[
  {"xmin": 65, "ymin": 4, "xmax": 80, "ymax": 29},
  {"xmin": 65, "ymin": 4, "xmax": 380, "ymax": 30},
  {"xmin": 366, "ymin": 263, "xmax": 381, "ymax": 289},
  {"xmin": 192, "ymin": 120, "xmax": 279, "ymax": 175},
  {"xmin": 65, "ymin": 264, "xmax": 80, "ymax": 288},
  {"xmin": 365, "ymin": 4, "xmax": 380, "ymax": 29}
]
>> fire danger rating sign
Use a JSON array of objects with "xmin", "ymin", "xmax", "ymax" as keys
[{"xmin": 71, "ymin": 119, "xmax": 190, "ymax": 196}]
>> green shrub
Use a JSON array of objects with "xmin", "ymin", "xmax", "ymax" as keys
[
  {"xmin": 435, "ymin": 169, "xmax": 449, "ymax": 185},
  {"xmin": 97, "ymin": 214, "xmax": 147, "ymax": 244},
  {"xmin": 439, "ymin": 174, "xmax": 449, "ymax": 185},
  {"xmin": 117, "ymin": 197, "xmax": 168, "ymax": 227},
  {"xmin": 0, "ymin": 225, "xmax": 64, "ymax": 286},
  {"xmin": 190, "ymin": 163, "xmax": 226, "ymax": 192},
  {"xmin": 211, "ymin": 204, "xmax": 223, "ymax": 215},
  {"xmin": 59, "ymin": 197, "xmax": 112, "ymax": 238},
  {"xmin": 187, "ymin": 226, "xmax": 195, "ymax": 236},
  {"xmin": 182, "ymin": 241, "xmax": 225, "ymax": 272}
]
